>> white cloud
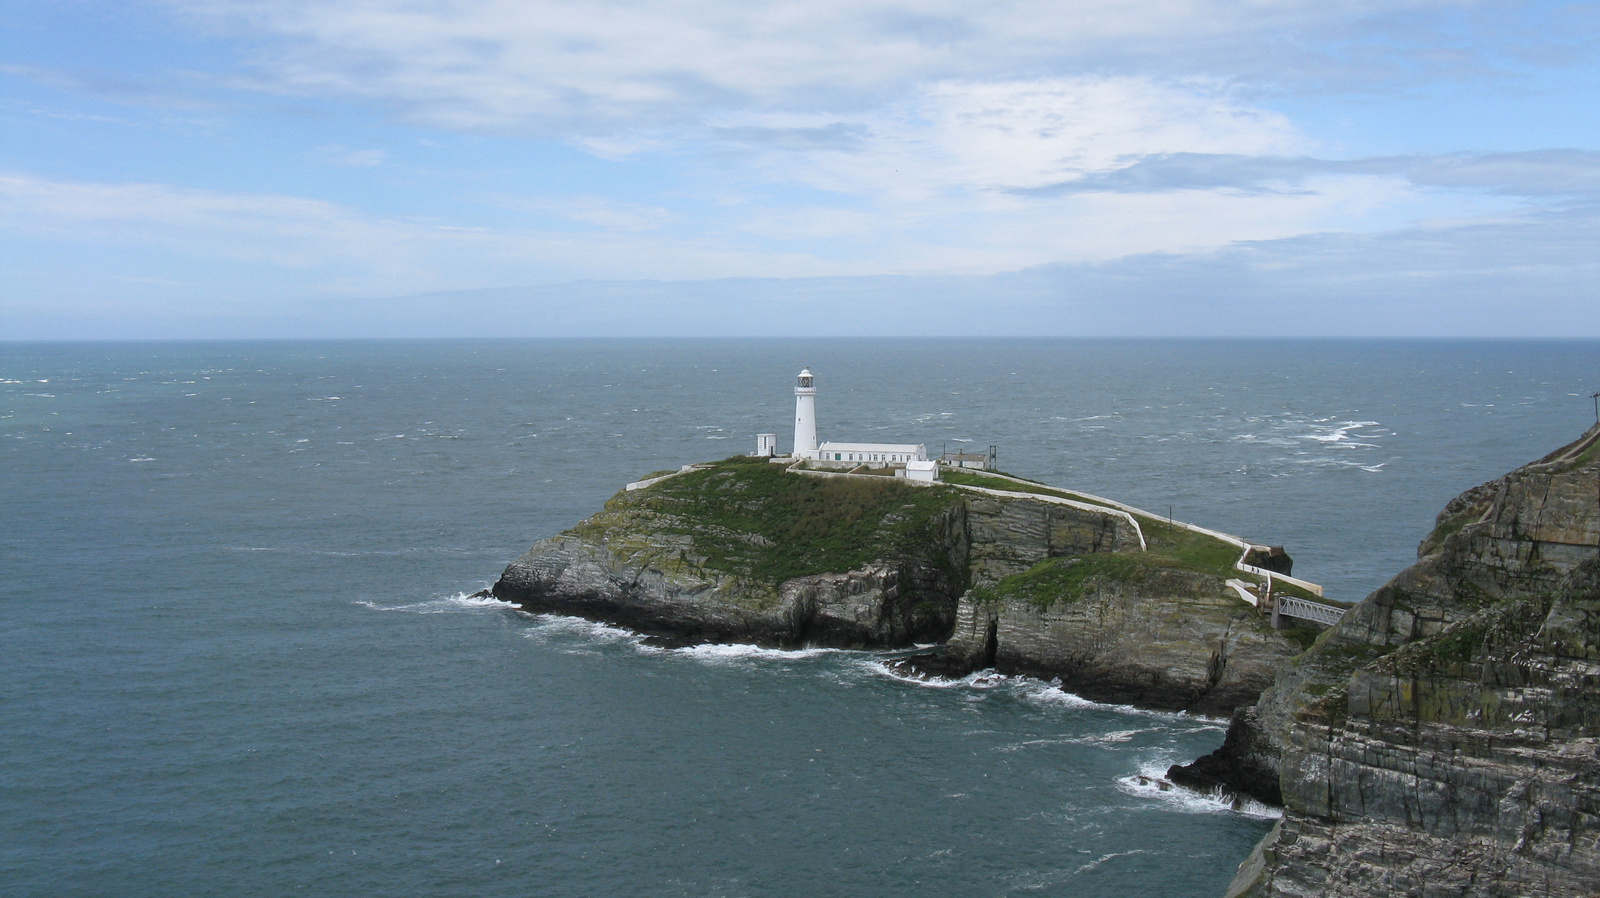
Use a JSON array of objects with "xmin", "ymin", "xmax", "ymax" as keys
[
  {"xmin": 700, "ymin": 79, "xmax": 1473, "ymax": 267},
  {"xmin": 738, "ymin": 77, "xmax": 1305, "ymax": 198},
  {"xmin": 173, "ymin": 0, "xmax": 1538, "ymax": 136}
]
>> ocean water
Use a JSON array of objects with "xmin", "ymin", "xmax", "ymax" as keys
[{"xmin": 2, "ymin": 338, "xmax": 1595, "ymax": 897}]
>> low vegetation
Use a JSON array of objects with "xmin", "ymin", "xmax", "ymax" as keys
[
  {"xmin": 971, "ymin": 554, "xmax": 1161, "ymax": 612},
  {"xmin": 940, "ymin": 469, "xmax": 1119, "ymax": 510},
  {"xmin": 596, "ymin": 456, "xmax": 959, "ymax": 586}
]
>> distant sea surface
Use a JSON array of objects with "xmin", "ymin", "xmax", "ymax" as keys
[{"xmin": 4, "ymin": 339, "xmax": 1596, "ymax": 897}]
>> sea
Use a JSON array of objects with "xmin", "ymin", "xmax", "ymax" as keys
[{"xmin": 3, "ymin": 338, "xmax": 1596, "ymax": 897}]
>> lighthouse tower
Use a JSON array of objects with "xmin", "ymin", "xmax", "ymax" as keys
[{"xmin": 793, "ymin": 367, "xmax": 818, "ymax": 457}]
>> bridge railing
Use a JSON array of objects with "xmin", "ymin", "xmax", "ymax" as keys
[{"xmin": 1276, "ymin": 595, "xmax": 1346, "ymax": 627}]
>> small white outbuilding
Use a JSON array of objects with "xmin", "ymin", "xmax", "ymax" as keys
[{"xmin": 904, "ymin": 459, "xmax": 939, "ymax": 482}]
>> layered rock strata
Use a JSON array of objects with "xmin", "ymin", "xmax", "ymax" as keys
[
  {"xmin": 930, "ymin": 563, "xmax": 1301, "ymax": 715},
  {"xmin": 1172, "ymin": 423, "xmax": 1600, "ymax": 896}
]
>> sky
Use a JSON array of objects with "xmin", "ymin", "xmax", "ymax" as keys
[{"xmin": 2, "ymin": 0, "xmax": 1598, "ymax": 338}]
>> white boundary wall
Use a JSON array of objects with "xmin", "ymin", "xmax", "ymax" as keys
[{"xmin": 625, "ymin": 464, "xmax": 710, "ymax": 492}]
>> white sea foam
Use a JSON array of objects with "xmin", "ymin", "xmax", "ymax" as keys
[
  {"xmin": 870, "ymin": 665, "xmax": 1014, "ymax": 690},
  {"xmin": 522, "ymin": 614, "xmax": 642, "ymax": 644},
  {"xmin": 356, "ymin": 592, "xmax": 516, "ymax": 614},
  {"xmin": 1115, "ymin": 759, "xmax": 1281, "ymax": 819},
  {"xmin": 875, "ymin": 663, "xmax": 1231, "ymax": 729},
  {"xmin": 1300, "ymin": 420, "xmax": 1382, "ymax": 445},
  {"xmin": 660, "ymin": 643, "xmax": 842, "ymax": 663}
]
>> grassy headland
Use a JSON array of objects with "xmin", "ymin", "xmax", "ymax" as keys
[{"xmin": 586, "ymin": 456, "xmax": 960, "ymax": 587}]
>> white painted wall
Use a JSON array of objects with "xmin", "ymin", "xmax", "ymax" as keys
[{"xmin": 793, "ymin": 368, "xmax": 817, "ymax": 457}]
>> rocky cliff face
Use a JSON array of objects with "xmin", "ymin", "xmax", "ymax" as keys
[
  {"xmin": 494, "ymin": 532, "xmax": 967, "ymax": 648},
  {"xmin": 937, "ymin": 562, "xmax": 1300, "ymax": 715},
  {"xmin": 908, "ymin": 488, "xmax": 1300, "ymax": 714},
  {"xmin": 494, "ymin": 457, "xmax": 1306, "ymax": 714},
  {"xmin": 1185, "ymin": 423, "xmax": 1600, "ymax": 897}
]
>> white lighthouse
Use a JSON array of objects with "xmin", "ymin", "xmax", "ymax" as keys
[{"xmin": 793, "ymin": 367, "xmax": 818, "ymax": 457}]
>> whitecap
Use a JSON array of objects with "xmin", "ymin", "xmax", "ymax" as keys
[{"xmin": 1301, "ymin": 420, "xmax": 1382, "ymax": 443}]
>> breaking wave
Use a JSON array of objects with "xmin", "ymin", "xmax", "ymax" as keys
[{"xmin": 1115, "ymin": 758, "xmax": 1281, "ymax": 820}]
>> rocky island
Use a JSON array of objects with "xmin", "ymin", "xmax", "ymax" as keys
[
  {"xmin": 1171, "ymin": 422, "xmax": 1600, "ymax": 896},
  {"xmin": 492, "ymin": 364, "xmax": 1600, "ymax": 896},
  {"xmin": 493, "ymin": 455, "xmax": 1324, "ymax": 716}
]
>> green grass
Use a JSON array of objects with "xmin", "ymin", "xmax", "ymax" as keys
[
  {"xmin": 971, "ymin": 554, "xmax": 1163, "ymax": 611},
  {"xmin": 607, "ymin": 456, "xmax": 960, "ymax": 586},
  {"xmin": 1137, "ymin": 517, "xmax": 1243, "ymax": 579},
  {"xmin": 940, "ymin": 469, "xmax": 1120, "ymax": 509}
]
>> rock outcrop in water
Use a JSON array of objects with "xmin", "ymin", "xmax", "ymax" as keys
[
  {"xmin": 494, "ymin": 456, "xmax": 1307, "ymax": 714},
  {"xmin": 1169, "ymin": 423, "xmax": 1600, "ymax": 897}
]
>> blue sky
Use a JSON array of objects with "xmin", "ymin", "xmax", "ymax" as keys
[{"xmin": 2, "ymin": 0, "xmax": 1598, "ymax": 337}]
